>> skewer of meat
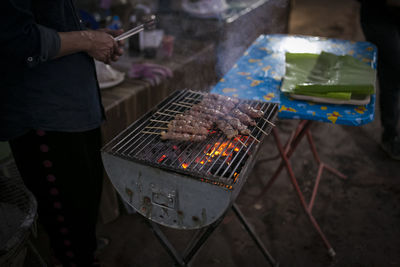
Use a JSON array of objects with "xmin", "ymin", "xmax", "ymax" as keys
[
  {"xmin": 184, "ymin": 110, "xmax": 220, "ymax": 122},
  {"xmin": 174, "ymin": 114, "xmax": 214, "ymax": 128},
  {"xmin": 231, "ymin": 109, "xmax": 271, "ymax": 136},
  {"xmin": 214, "ymin": 121, "xmax": 247, "ymax": 146},
  {"xmin": 225, "ymin": 117, "xmax": 260, "ymax": 142},
  {"xmin": 170, "ymin": 118, "xmax": 213, "ymax": 129},
  {"xmin": 231, "ymin": 109, "xmax": 257, "ymax": 126},
  {"xmin": 201, "ymin": 98, "xmax": 236, "ymax": 112},
  {"xmin": 238, "ymin": 103, "xmax": 264, "ymax": 118},
  {"xmin": 181, "ymin": 99, "xmax": 235, "ymax": 115},
  {"xmin": 146, "ymin": 124, "xmax": 208, "ymax": 135},
  {"xmin": 163, "ymin": 132, "xmax": 207, "ymax": 142},
  {"xmin": 178, "ymin": 100, "xmax": 256, "ymax": 139},
  {"xmin": 150, "ymin": 117, "xmax": 213, "ymax": 130},
  {"xmin": 215, "ymin": 120, "xmax": 238, "ymax": 139},
  {"xmin": 237, "ymin": 103, "xmax": 275, "ymax": 126},
  {"xmin": 191, "ymin": 104, "xmax": 226, "ymax": 118},
  {"xmin": 225, "ymin": 116, "xmax": 251, "ymax": 135},
  {"xmin": 204, "ymin": 93, "xmax": 240, "ymax": 105},
  {"xmin": 167, "ymin": 124, "xmax": 209, "ymax": 135},
  {"xmin": 141, "ymin": 130, "xmax": 207, "ymax": 142}
]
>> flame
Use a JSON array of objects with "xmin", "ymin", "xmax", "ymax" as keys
[
  {"xmin": 158, "ymin": 155, "xmax": 167, "ymax": 163},
  {"xmin": 175, "ymin": 139, "xmax": 244, "ymax": 188},
  {"xmin": 233, "ymin": 172, "xmax": 239, "ymax": 183},
  {"xmin": 182, "ymin": 163, "xmax": 189, "ymax": 169},
  {"xmin": 205, "ymin": 141, "xmax": 238, "ymax": 158}
]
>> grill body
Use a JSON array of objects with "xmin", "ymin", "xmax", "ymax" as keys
[
  {"xmin": 102, "ymin": 90, "xmax": 277, "ymax": 229},
  {"xmin": 103, "ymin": 154, "xmax": 231, "ymax": 229}
]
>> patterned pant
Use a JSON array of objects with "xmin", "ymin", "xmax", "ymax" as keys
[{"xmin": 9, "ymin": 128, "xmax": 103, "ymax": 267}]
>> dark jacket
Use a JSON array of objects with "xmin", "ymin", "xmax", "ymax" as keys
[{"xmin": 0, "ymin": 0, "xmax": 104, "ymax": 141}]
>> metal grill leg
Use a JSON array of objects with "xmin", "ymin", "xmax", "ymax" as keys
[
  {"xmin": 145, "ymin": 216, "xmax": 224, "ymax": 267},
  {"xmin": 232, "ymin": 203, "xmax": 279, "ymax": 267},
  {"xmin": 146, "ymin": 221, "xmax": 186, "ymax": 266},
  {"xmin": 145, "ymin": 207, "xmax": 278, "ymax": 267},
  {"xmin": 182, "ymin": 216, "xmax": 224, "ymax": 264}
]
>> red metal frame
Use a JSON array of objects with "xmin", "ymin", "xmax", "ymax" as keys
[{"xmin": 256, "ymin": 120, "xmax": 347, "ymax": 257}]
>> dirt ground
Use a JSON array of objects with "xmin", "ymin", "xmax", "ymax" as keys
[{"xmin": 96, "ymin": 0, "xmax": 400, "ymax": 266}]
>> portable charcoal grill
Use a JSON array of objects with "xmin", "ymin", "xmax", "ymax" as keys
[{"xmin": 102, "ymin": 89, "xmax": 279, "ymax": 266}]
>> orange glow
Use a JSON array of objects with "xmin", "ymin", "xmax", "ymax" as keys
[
  {"xmin": 205, "ymin": 141, "xmax": 238, "ymax": 158},
  {"xmin": 233, "ymin": 172, "xmax": 239, "ymax": 183},
  {"xmin": 174, "ymin": 139, "xmax": 244, "ymax": 188},
  {"xmin": 182, "ymin": 163, "xmax": 189, "ymax": 169},
  {"xmin": 158, "ymin": 155, "xmax": 167, "ymax": 163}
]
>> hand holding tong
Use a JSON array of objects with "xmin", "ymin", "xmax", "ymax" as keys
[{"xmin": 114, "ymin": 15, "xmax": 156, "ymax": 41}]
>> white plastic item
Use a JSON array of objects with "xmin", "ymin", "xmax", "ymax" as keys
[{"xmin": 181, "ymin": 0, "xmax": 228, "ymax": 18}]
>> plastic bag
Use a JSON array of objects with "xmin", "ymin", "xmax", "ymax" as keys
[{"xmin": 281, "ymin": 51, "xmax": 376, "ymax": 101}]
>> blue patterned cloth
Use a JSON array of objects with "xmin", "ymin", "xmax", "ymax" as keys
[{"xmin": 211, "ymin": 34, "xmax": 377, "ymax": 126}]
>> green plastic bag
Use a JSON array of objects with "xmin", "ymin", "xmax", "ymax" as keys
[{"xmin": 281, "ymin": 52, "xmax": 376, "ymax": 101}]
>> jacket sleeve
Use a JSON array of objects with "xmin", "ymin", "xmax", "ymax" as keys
[{"xmin": 0, "ymin": 0, "xmax": 61, "ymax": 69}]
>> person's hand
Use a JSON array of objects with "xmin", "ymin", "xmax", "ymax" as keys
[
  {"xmin": 84, "ymin": 30, "xmax": 120, "ymax": 64},
  {"xmin": 98, "ymin": 28, "xmax": 125, "ymax": 61}
]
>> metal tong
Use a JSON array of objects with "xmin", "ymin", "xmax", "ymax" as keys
[{"xmin": 114, "ymin": 15, "xmax": 156, "ymax": 42}]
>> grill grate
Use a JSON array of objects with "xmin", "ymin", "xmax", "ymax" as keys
[{"xmin": 102, "ymin": 90, "xmax": 278, "ymax": 186}]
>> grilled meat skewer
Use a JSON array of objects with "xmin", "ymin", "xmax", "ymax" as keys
[
  {"xmin": 225, "ymin": 116, "xmax": 251, "ymax": 135},
  {"xmin": 204, "ymin": 93, "xmax": 240, "ymax": 105},
  {"xmin": 160, "ymin": 131, "xmax": 207, "ymax": 142},
  {"xmin": 201, "ymin": 98, "xmax": 236, "ymax": 112},
  {"xmin": 167, "ymin": 124, "xmax": 209, "ymax": 135},
  {"xmin": 216, "ymin": 120, "xmax": 238, "ymax": 139},
  {"xmin": 191, "ymin": 104, "xmax": 226, "ymax": 118},
  {"xmin": 184, "ymin": 110, "xmax": 220, "ymax": 122},
  {"xmin": 231, "ymin": 109, "xmax": 256, "ymax": 126},
  {"xmin": 174, "ymin": 114, "xmax": 214, "ymax": 129},
  {"xmin": 238, "ymin": 103, "xmax": 264, "ymax": 118}
]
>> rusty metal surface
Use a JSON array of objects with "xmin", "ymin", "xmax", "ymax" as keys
[{"xmin": 102, "ymin": 153, "xmax": 231, "ymax": 229}]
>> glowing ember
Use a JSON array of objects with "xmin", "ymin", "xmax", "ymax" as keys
[
  {"xmin": 182, "ymin": 163, "xmax": 189, "ymax": 169},
  {"xmin": 205, "ymin": 141, "xmax": 238, "ymax": 158},
  {"xmin": 233, "ymin": 172, "xmax": 239, "ymax": 183},
  {"xmin": 176, "ymin": 139, "xmax": 244, "ymax": 186},
  {"xmin": 158, "ymin": 155, "xmax": 167, "ymax": 163}
]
